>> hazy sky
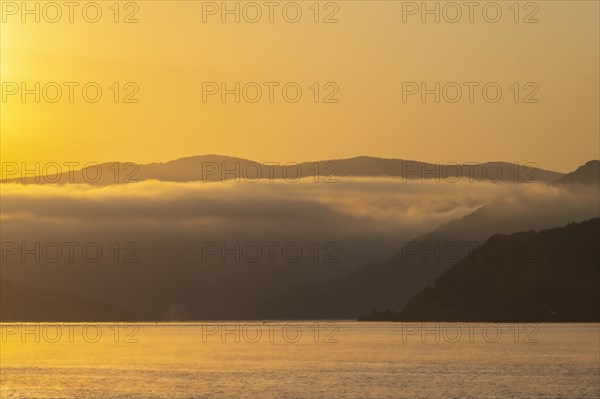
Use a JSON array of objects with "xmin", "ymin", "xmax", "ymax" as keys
[{"xmin": 1, "ymin": 1, "xmax": 598, "ymax": 171}]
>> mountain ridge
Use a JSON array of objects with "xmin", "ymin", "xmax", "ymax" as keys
[{"xmin": 1, "ymin": 155, "xmax": 566, "ymax": 185}]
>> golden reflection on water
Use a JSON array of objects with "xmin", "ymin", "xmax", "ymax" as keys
[{"xmin": 1, "ymin": 322, "xmax": 599, "ymax": 398}]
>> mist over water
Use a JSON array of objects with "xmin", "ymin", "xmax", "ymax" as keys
[{"xmin": 1, "ymin": 178, "xmax": 598, "ymax": 320}]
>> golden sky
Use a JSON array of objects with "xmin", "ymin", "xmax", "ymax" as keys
[{"xmin": 1, "ymin": 1, "xmax": 598, "ymax": 172}]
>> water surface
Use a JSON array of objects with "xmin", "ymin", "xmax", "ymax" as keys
[{"xmin": 1, "ymin": 322, "xmax": 598, "ymax": 398}]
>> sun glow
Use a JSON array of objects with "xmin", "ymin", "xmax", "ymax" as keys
[{"xmin": 0, "ymin": 2, "xmax": 598, "ymax": 170}]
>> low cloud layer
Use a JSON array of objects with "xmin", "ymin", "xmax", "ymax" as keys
[
  {"xmin": 1, "ymin": 177, "xmax": 559, "ymax": 230},
  {"xmin": 1, "ymin": 177, "xmax": 597, "ymax": 319}
]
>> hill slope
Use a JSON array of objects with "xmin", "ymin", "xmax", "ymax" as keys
[
  {"xmin": 0, "ymin": 279, "xmax": 136, "ymax": 322},
  {"xmin": 397, "ymin": 218, "xmax": 600, "ymax": 322},
  {"xmin": 552, "ymin": 160, "xmax": 599, "ymax": 187}
]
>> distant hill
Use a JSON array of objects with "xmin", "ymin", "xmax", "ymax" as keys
[
  {"xmin": 0, "ymin": 279, "xmax": 136, "ymax": 322},
  {"xmin": 394, "ymin": 218, "xmax": 600, "ymax": 322},
  {"xmin": 1, "ymin": 155, "xmax": 564, "ymax": 185},
  {"xmin": 552, "ymin": 160, "xmax": 599, "ymax": 187}
]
